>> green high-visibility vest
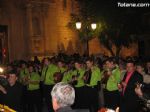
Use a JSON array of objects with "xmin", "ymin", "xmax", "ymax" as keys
[
  {"xmin": 28, "ymin": 72, "xmax": 40, "ymax": 91},
  {"xmin": 87, "ymin": 66, "xmax": 102, "ymax": 87},
  {"xmin": 106, "ymin": 67, "xmax": 121, "ymax": 91},
  {"xmin": 41, "ymin": 64, "xmax": 59, "ymax": 85}
]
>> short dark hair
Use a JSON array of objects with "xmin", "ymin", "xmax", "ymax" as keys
[
  {"xmin": 8, "ymin": 69, "xmax": 18, "ymax": 77},
  {"xmin": 85, "ymin": 57, "xmax": 94, "ymax": 62},
  {"xmin": 105, "ymin": 57, "xmax": 116, "ymax": 64},
  {"xmin": 74, "ymin": 59, "xmax": 83, "ymax": 64},
  {"xmin": 57, "ymin": 59, "xmax": 65, "ymax": 64},
  {"xmin": 126, "ymin": 60, "xmax": 136, "ymax": 66}
]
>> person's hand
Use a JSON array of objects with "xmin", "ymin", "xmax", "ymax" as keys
[
  {"xmin": 135, "ymin": 84, "xmax": 143, "ymax": 97},
  {"xmin": 118, "ymin": 83, "xmax": 122, "ymax": 89},
  {"xmin": 0, "ymin": 85, "xmax": 7, "ymax": 94},
  {"xmin": 121, "ymin": 81, "xmax": 127, "ymax": 87},
  {"xmin": 115, "ymin": 107, "xmax": 119, "ymax": 112}
]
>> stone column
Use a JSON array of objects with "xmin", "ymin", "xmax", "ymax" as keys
[
  {"xmin": 41, "ymin": 4, "xmax": 49, "ymax": 56},
  {"xmin": 26, "ymin": 3, "xmax": 33, "ymax": 58}
]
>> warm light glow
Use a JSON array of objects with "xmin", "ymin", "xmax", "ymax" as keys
[
  {"xmin": 76, "ymin": 22, "xmax": 82, "ymax": 29},
  {"xmin": 0, "ymin": 68, "xmax": 4, "ymax": 73},
  {"xmin": 91, "ymin": 23, "xmax": 97, "ymax": 30}
]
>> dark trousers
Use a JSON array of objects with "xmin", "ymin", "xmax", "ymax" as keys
[
  {"xmin": 21, "ymin": 86, "xmax": 28, "ymax": 112},
  {"xmin": 84, "ymin": 86, "xmax": 99, "ymax": 112},
  {"xmin": 72, "ymin": 86, "xmax": 86, "ymax": 109},
  {"xmin": 120, "ymin": 97, "xmax": 140, "ymax": 112},
  {"xmin": 43, "ymin": 84, "xmax": 54, "ymax": 112},
  {"xmin": 27, "ymin": 89, "xmax": 42, "ymax": 112},
  {"xmin": 104, "ymin": 89, "xmax": 120, "ymax": 110}
]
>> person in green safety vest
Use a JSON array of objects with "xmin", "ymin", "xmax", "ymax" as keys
[
  {"xmin": 53, "ymin": 60, "xmax": 67, "ymax": 83},
  {"xmin": 57, "ymin": 60, "xmax": 67, "ymax": 74},
  {"xmin": 41, "ymin": 58, "xmax": 59, "ymax": 85},
  {"xmin": 40, "ymin": 57, "xmax": 59, "ymax": 112},
  {"xmin": 84, "ymin": 58, "xmax": 102, "ymax": 87},
  {"xmin": 103, "ymin": 57, "xmax": 121, "ymax": 110},
  {"xmin": 83, "ymin": 57, "xmax": 102, "ymax": 112},
  {"xmin": 19, "ymin": 61, "xmax": 29, "ymax": 111},
  {"xmin": 61, "ymin": 61, "xmax": 75, "ymax": 83},
  {"xmin": 71, "ymin": 60, "xmax": 85, "ymax": 87},
  {"xmin": 26, "ymin": 64, "xmax": 42, "ymax": 112},
  {"xmin": 71, "ymin": 60, "xmax": 86, "ymax": 109},
  {"xmin": 40, "ymin": 58, "xmax": 48, "ymax": 82},
  {"xmin": 19, "ymin": 61, "xmax": 29, "ymax": 85},
  {"xmin": 61, "ymin": 69, "xmax": 74, "ymax": 83}
]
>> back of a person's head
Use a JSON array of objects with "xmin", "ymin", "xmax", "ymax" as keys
[{"xmin": 51, "ymin": 82, "xmax": 75, "ymax": 108}]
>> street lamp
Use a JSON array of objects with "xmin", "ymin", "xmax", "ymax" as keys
[
  {"xmin": 75, "ymin": 22, "xmax": 97, "ymax": 56},
  {"xmin": 75, "ymin": 22, "xmax": 97, "ymax": 30},
  {"xmin": 75, "ymin": 22, "xmax": 82, "ymax": 30},
  {"xmin": 91, "ymin": 23, "xmax": 97, "ymax": 30}
]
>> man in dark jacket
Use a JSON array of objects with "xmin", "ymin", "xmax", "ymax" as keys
[
  {"xmin": 120, "ymin": 60, "xmax": 143, "ymax": 112},
  {"xmin": 51, "ymin": 82, "xmax": 89, "ymax": 112},
  {"xmin": 0, "ymin": 69, "xmax": 23, "ymax": 111}
]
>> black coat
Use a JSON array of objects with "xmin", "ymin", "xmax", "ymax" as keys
[
  {"xmin": 3, "ymin": 82, "xmax": 23, "ymax": 111},
  {"xmin": 56, "ymin": 106, "xmax": 89, "ymax": 112},
  {"xmin": 120, "ymin": 71, "xmax": 143, "ymax": 112}
]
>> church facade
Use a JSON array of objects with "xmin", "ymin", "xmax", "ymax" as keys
[{"xmin": 0, "ymin": 0, "xmax": 139, "ymax": 62}]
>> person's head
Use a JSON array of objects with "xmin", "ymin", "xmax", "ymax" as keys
[
  {"xmin": 28, "ymin": 65, "xmax": 34, "ymax": 73},
  {"xmin": 43, "ymin": 58, "xmax": 50, "ymax": 66},
  {"xmin": 57, "ymin": 60, "xmax": 65, "ymax": 68},
  {"xmin": 51, "ymin": 82, "xmax": 75, "ymax": 111},
  {"xmin": 20, "ymin": 61, "xmax": 27, "ymax": 69},
  {"xmin": 105, "ymin": 58, "xmax": 116, "ymax": 69},
  {"xmin": 8, "ymin": 69, "xmax": 18, "ymax": 86},
  {"xmin": 126, "ymin": 60, "xmax": 136, "ymax": 73},
  {"xmin": 86, "ymin": 57, "xmax": 94, "ymax": 69},
  {"xmin": 136, "ymin": 63, "xmax": 145, "ymax": 74},
  {"xmin": 74, "ymin": 60, "xmax": 82, "ymax": 70},
  {"xmin": 119, "ymin": 63, "xmax": 126, "ymax": 71}
]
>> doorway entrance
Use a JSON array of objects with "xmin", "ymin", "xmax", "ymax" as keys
[{"xmin": 0, "ymin": 25, "xmax": 9, "ymax": 64}]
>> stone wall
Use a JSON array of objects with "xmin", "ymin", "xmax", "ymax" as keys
[
  {"xmin": 0, "ymin": 0, "xmax": 27, "ymax": 61},
  {"xmin": 26, "ymin": 0, "xmax": 82, "ymax": 57},
  {"xmin": 0, "ymin": 0, "xmax": 139, "ymax": 62}
]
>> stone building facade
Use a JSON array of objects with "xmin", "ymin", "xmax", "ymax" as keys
[{"xmin": 0, "ymin": 0, "xmax": 138, "ymax": 62}]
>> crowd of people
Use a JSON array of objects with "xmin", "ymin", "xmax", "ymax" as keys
[{"xmin": 0, "ymin": 53, "xmax": 150, "ymax": 112}]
